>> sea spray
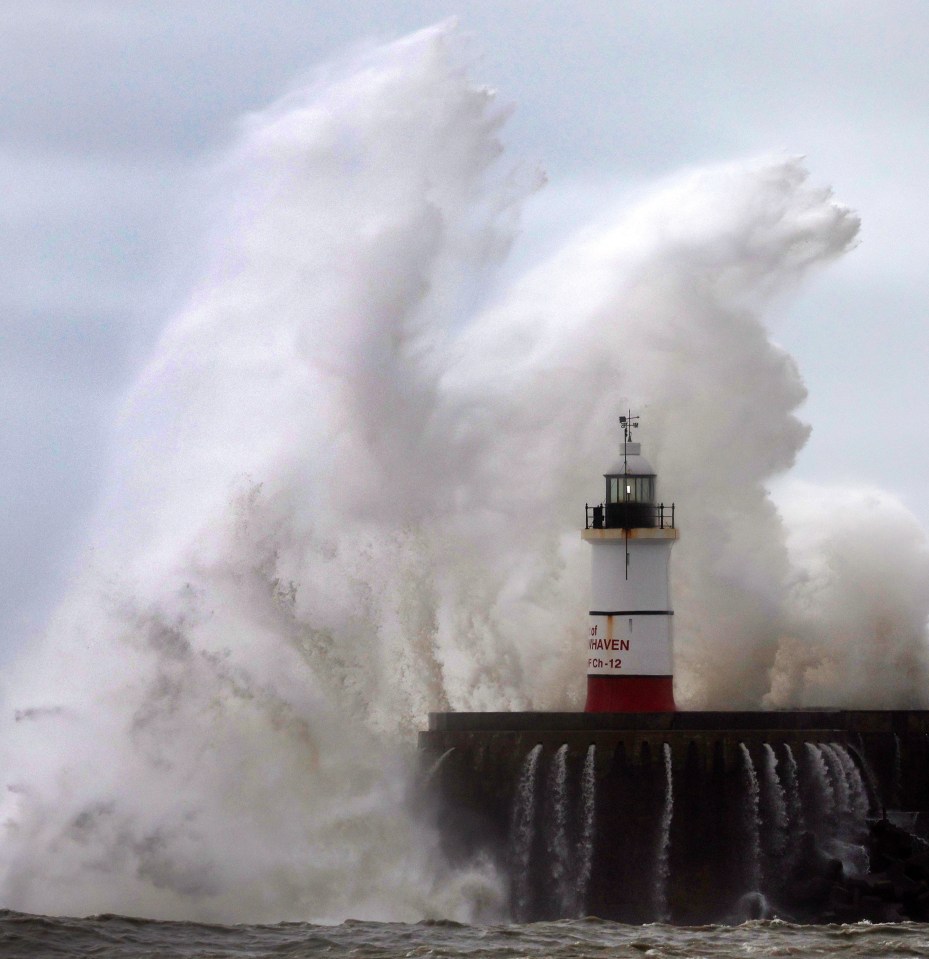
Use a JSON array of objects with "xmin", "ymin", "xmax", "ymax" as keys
[
  {"xmin": 0, "ymin": 23, "xmax": 518, "ymax": 924},
  {"xmin": 448, "ymin": 155, "xmax": 864, "ymax": 709},
  {"xmin": 0, "ymin": 18, "xmax": 900, "ymax": 927},
  {"xmin": 771, "ymin": 486, "xmax": 929, "ymax": 709}
]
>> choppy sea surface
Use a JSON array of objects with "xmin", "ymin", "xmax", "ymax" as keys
[{"xmin": 6, "ymin": 914, "xmax": 929, "ymax": 959}]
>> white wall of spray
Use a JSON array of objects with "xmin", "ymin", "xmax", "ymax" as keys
[
  {"xmin": 444, "ymin": 153, "xmax": 868, "ymax": 708},
  {"xmin": 0, "ymin": 24, "xmax": 516, "ymax": 924},
  {"xmin": 0, "ymin": 21, "xmax": 925, "ymax": 923},
  {"xmin": 768, "ymin": 482, "xmax": 929, "ymax": 706}
]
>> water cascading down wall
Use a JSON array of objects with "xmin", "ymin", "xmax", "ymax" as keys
[{"xmin": 419, "ymin": 711, "xmax": 929, "ymax": 923}]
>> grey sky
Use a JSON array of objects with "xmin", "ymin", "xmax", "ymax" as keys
[{"xmin": 3, "ymin": 1, "xmax": 929, "ymax": 655}]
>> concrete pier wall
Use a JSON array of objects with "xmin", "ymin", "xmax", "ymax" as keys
[{"xmin": 419, "ymin": 711, "xmax": 929, "ymax": 922}]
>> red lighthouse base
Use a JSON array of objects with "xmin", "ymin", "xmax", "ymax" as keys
[{"xmin": 585, "ymin": 675, "xmax": 676, "ymax": 713}]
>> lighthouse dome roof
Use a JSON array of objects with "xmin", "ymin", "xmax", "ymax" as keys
[{"xmin": 605, "ymin": 442, "xmax": 655, "ymax": 476}]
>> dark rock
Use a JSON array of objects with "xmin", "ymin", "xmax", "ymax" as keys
[
  {"xmin": 905, "ymin": 850, "xmax": 929, "ymax": 879},
  {"xmin": 859, "ymin": 876, "xmax": 894, "ymax": 899},
  {"xmin": 887, "ymin": 860, "xmax": 921, "ymax": 898},
  {"xmin": 872, "ymin": 819, "xmax": 917, "ymax": 860},
  {"xmin": 782, "ymin": 876, "xmax": 832, "ymax": 906}
]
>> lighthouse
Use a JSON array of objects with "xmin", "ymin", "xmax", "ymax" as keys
[{"xmin": 582, "ymin": 414, "xmax": 678, "ymax": 712}]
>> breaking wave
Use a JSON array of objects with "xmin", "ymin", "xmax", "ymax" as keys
[{"xmin": 0, "ymin": 21, "xmax": 923, "ymax": 922}]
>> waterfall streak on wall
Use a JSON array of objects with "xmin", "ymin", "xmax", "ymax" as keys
[
  {"xmin": 835, "ymin": 745, "xmax": 870, "ymax": 825},
  {"xmin": 739, "ymin": 744, "xmax": 762, "ymax": 892},
  {"xmin": 424, "ymin": 747, "xmax": 455, "ymax": 784},
  {"xmin": 577, "ymin": 744, "xmax": 596, "ymax": 917},
  {"xmin": 761, "ymin": 743, "xmax": 789, "ymax": 860},
  {"xmin": 653, "ymin": 743, "xmax": 674, "ymax": 921},
  {"xmin": 804, "ymin": 743, "xmax": 837, "ymax": 841},
  {"xmin": 546, "ymin": 745, "xmax": 572, "ymax": 915},
  {"xmin": 509, "ymin": 744, "xmax": 542, "ymax": 920},
  {"xmin": 782, "ymin": 744, "xmax": 804, "ymax": 835},
  {"xmin": 820, "ymin": 744, "xmax": 852, "ymax": 831}
]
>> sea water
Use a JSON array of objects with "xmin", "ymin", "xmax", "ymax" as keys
[{"xmin": 6, "ymin": 913, "xmax": 929, "ymax": 959}]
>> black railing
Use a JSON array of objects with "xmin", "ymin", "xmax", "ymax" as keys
[{"xmin": 585, "ymin": 502, "xmax": 675, "ymax": 530}]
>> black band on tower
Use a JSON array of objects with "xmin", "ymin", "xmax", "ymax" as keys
[{"xmin": 588, "ymin": 610, "xmax": 674, "ymax": 616}]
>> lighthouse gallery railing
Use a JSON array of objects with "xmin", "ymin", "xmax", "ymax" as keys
[{"xmin": 585, "ymin": 502, "xmax": 675, "ymax": 531}]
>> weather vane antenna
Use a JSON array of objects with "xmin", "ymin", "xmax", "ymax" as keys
[
  {"xmin": 618, "ymin": 411, "xmax": 639, "ymax": 445},
  {"xmin": 619, "ymin": 411, "xmax": 640, "ymax": 479}
]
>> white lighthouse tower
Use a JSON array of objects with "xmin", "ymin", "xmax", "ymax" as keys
[{"xmin": 582, "ymin": 414, "xmax": 678, "ymax": 712}]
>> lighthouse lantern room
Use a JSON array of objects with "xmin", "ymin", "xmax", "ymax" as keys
[{"xmin": 582, "ymin": 414, "xmax": 678, "ymax": 713}]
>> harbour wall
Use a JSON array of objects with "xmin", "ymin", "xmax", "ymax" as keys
[{"xmin": 419, "ymin": 711, "xmax": 929, "ymax": 923}]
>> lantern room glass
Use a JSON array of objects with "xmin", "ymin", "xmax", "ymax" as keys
[{"xmin": 606, "ymin": 474, "xmax": 655, "ymax": 504}]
